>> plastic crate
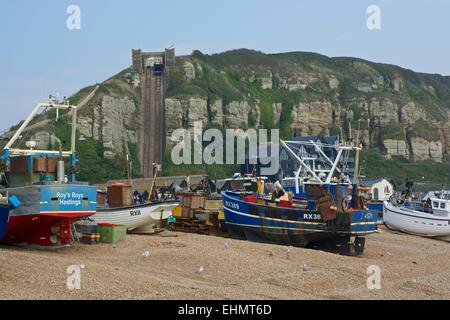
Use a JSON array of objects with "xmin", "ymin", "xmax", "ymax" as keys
[
  {"xmin": 99, "ymin": 224, "xmax": 127, "ymax": 244},
  {"xmin": 81, "ymin": 233, "xmax": 100, "ymax": 245},
  {"xmin": 74, "ymin": 222, "xmax": 99, "ymax": 234}
]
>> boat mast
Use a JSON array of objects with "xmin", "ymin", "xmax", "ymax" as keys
[{"xmin": 353, "ymin": 120, "xmax": 362, "ymax": 184}]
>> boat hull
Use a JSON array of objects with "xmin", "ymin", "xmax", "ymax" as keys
[
  {"xmin": 366, "ymin": 201, "xmax": 384, "ymax": 224},
  {"xmin": 0, "ymin": 205, "xmax": 9, "ymax": 241},
  {"xmin": 92, "ymin": 201, "xmax": 179, "ymax": 233},
  {"xmin": 383, "ymin": 201, "xmax": 450, "ymax": 238},
  {"xmin": 222, "ymin": 191, "xmax": 377, "ymax": 252},
  {"xmin": 2, "ymin": 184, "xmax": 97, "ymax": 246}
]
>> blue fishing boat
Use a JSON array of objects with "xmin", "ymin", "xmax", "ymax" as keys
[
  {"xmin": 222, "ymin": 140, "xmax": 378, "ymax": 255},
  {"xmin": 0, "ymin": 200, "xmax": 9, "ymax": 241}
]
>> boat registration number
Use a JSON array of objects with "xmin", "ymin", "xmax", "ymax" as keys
[
  {"xmin": 225, "ymin": 201, "xmax": 239, "ymax": 210},
  {"xmin": 130, "ymin": 209, "xmax": 142, "ymax": 217},
  {"xmin": 303, "ymin": 213, "xmax": 322, "ymax": 220}
]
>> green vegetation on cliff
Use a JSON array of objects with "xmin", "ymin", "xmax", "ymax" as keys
[
  {"xmin": 361, "ymin": 148, "xmax": 450, "ymax": 189},
  {"xmin": 4, "ymin": 49, "xmax": 450, "ymax": 184}
]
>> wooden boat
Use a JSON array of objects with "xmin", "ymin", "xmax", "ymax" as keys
[
  {"xmin": 92, "ymin": 168, "xmax": 179, "ymax": 233},
  {"xmin": 92, "ymin": 200, "xmax": 179, "ymax": 233},
  {"xmin": 222, "ymin": 140, "xmax": 378, "ymax": 255},
  {"xmin": 222, "ymin": 186, "xmax": 378, "ymax": 255}
]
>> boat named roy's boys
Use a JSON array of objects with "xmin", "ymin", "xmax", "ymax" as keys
[
  {"xmin": 0, "ymin": 193, "xmax": 11, "ymax": 241},
  {"xmin": 0, "ymin": 99, "xmax": 97, "ymax": 247}
]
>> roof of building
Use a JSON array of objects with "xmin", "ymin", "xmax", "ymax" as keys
[{"xmin": 360, "ymin": 178, "xmax": 391, "ymax": 186}]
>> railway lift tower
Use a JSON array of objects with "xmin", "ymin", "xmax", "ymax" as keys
[{"xmin": 132, "ymin": 47, "xmax": 175, "ymax": 177}]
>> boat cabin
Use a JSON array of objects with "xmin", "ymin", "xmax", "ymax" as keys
[{"xmin": 429, "ymin": 198, "xmax": 450, "ymax": 217}]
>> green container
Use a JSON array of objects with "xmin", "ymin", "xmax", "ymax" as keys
[{"xmin": 99, "ymin": 224, "xmax": 127, "ymax": 244}]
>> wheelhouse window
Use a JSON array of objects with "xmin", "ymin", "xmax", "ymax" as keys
[
  {"xmin": 440, "ymin": 202, "xmax": 446, "ymax": 209},
  {"xmin": 433, "ymin": 201, "xmax": 439, "ymax": 208}
]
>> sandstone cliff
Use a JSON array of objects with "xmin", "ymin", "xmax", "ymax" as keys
[{"xmin": 4, "ymin": 49, "xmax": 450, "ymax": 182}]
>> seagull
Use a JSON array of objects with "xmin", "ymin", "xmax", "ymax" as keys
[
  {"xmin": 224, "ymin": 242, "xmax": 229, "ymax": 250},
  {"xmin": 142, "ymin": 251, "xmax": 150, "ymax": 258},
  {"xmin": 284, "ymin": 246, "xmax": 292, "ymax": 258},
  {"xmin": 303, "ymin": 264, "xmax": 309, "ymax": 272},
  {"xmin": 196, "ymin": 266, "xmax": 204, "ymax": 273}
]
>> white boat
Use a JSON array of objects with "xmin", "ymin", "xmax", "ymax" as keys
[
  {"xmin": 92, "ymin": 200, "xmax": 179, "ymax": 234},
  {"xmin": 383, "ymin": 198, "xmax": 450, "ymax": 240},
  {"xmin": 422, "ymin": 190, "xmax": 450, "ymax": 201}
]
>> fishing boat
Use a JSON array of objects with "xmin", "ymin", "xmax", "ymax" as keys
[
  {"xmin": 384, "ymin": 191, "xmax": 450, "ymax": 241},
  {"xmin": 91, "ymin": 165, "xmax": 179, "ymax": 233},
  {"xmin": 0, "ymin": 193, "xmax": 10, "ymax": 240},
  {"xmin": 281, "ymin": 140, "xmax": 390, "ymax": 225},
  {"xmin": 0, "ymin": 98, "xmax": 97, "ymax": 246},
  {"xmin": 93, "ymin": 189, "xmax": 179, "ymax": 233},
  {"xmin": 222, "ymin": 140, "xmax": 378, "ymax": 255}
]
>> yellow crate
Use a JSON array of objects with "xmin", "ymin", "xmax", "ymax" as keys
[{"xmin": 172, "ymin": 205, "xmax": 182, "ymax": 217}]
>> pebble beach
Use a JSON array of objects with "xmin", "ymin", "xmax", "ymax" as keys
[{"xmin": 0, "ymin": 226, "xmax": 448, "ymax": 300}]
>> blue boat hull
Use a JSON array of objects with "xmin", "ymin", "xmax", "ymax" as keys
[
  {"xmin": 366, "ymin": 202, "xmax": 384, "ymax": 224},
  {"xmin": 222, "ymin": 191, "xmax": 377, "ymax": 254},
  {"xmin": 0, "ymin": 205, "xmax": 9, "ymax": 241}
]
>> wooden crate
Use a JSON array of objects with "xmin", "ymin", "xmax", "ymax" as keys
[
  {"xmin": 10, "ymin": 157, "xmax": 28, "ymax": 173},
  {"xmin": 180, "ymin": 193, "xmax": 205, "ymax": 218},
  {"xmin": 33, "ymin": 157, "xmax": 47, "ymax": 172},
  {"xmin": 107, "ymin": 184, "xmax": 132, "ymax": 208},
  {"xmin": 97, "ymin": 191, "xmax": 107, "ymax": 207},
  {"xmin": 47, "ymin": 158, "xmax": 57, "ymax": 173}
]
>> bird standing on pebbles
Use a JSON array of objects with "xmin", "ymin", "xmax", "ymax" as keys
[
  {"xmin": 196, "ymin": 266, "xmax": 204, "ymax": 274},
  {"xmin": 142, "ymin": 251, "xmax": 150, "ymax": 258},
  {"xmin": 224, "ymin": 242, "xmax": 229, "ymax": 250}
]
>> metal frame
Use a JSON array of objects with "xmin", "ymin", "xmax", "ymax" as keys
[
  {"xmin": 280, "ymin": 139, "xmax": 360, "ymax": 192},
  {"xmin": 4, "ymin": 102, "xmax": 77, "ymax": 155},
  {"xmin": 1, "ymin": 102, "xmax": 79, "ymax": 183}
]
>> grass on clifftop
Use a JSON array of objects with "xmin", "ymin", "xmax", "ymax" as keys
[{"xmin": 361, "ymin": 148, "xmax": 450, "ymax": 188}]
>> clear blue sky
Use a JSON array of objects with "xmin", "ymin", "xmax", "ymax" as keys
[{"xmin": 1, "ymin": 0, "xmax": 449, "ymax": 130}]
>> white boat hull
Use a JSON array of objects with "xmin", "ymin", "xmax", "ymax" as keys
[
  {"xmin": 383, "ymin": 201, "xmax": 450, "ymax": 238},
  {"xmin": 92, "ymin": 201, "xmax": 179, "ymax": 233}
]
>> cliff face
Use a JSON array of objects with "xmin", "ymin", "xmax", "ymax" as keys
[
  {"xmin": 5, "ymin": 49, "xmax": 450, "ymax": 182},
  {"xmin": 162, "ymin": 50, "xmax": 450, "ymax": 164}
]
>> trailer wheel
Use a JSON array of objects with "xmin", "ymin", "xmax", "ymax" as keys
[{"xmin": 354, "ymin": 236, "xmax": 366, "ymax": 255}]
